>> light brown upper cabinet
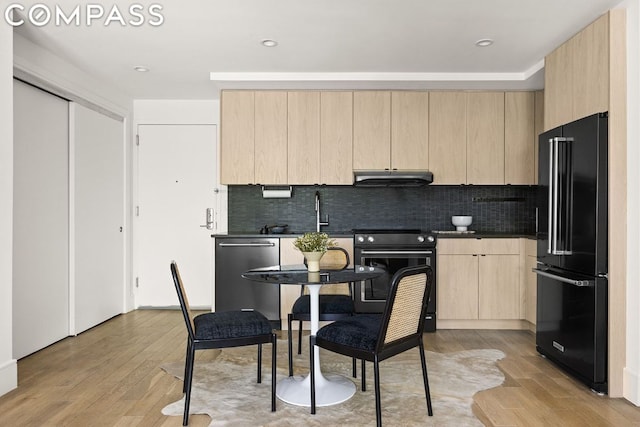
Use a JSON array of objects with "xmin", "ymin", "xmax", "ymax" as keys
[
  {"xmin": 287, "ymin": 91, "xmax": 321, "ymax": 185},
  {"xmin": 505, "ymin": 92, "xmax": 535, "ymax": 185},
  {"xmin": 467, "ymin": 92, "xmax": 505, "ymax": 185},
  {"xmin": 320, "ymin": 92, "xmax": 353, "ymax": 185},
  {"xmin": 545, "ymin": 13, "xmax": 609, "ymax": 130},
  {"xmin": 255, "ymin": 91, "xmax": 287, "ymax": 184},
  {"xmin": 353, "ymin": 91, "xmax": 391, "ymax": 170},
  {"xmin": 533, "ymin": 91, "xmax": 545, "ymax": 185},
  {"xmin": 572, "ymin": 13, "xmax": 609, "ymax": 120},
  {"xmin": 428, "ymin": 92, "xmax": 467, "ymax": 184},
  {"xmin": 391, "ymin": 91, "xmax": 429, "ymax": 170},
  {"xmin": 220, "ymin": 91, "xmax": 255, "ymax": 184}
]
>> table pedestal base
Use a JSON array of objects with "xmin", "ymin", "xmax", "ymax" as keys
[{"xmin": 276, "ymin": 373, "xmax": 356, "ymax": 407}]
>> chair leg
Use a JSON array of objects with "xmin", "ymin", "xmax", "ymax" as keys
[
  {"xmin": 183, "ymin": 345, "xmax": 196, "ymax": 426},
  {"xmin": 310, "ymin": 335, "xmax": 316, "ymax": 415},
  {"xmin": 271, "ymin": 333, "xmax": 277, "ymax": 412},
  {"xmin": 419, "ymin": 340, "xmax": 433, "ymax": 416},
  {"xmin": 287, "ymin": 314, "xmax": 294, "ymax": 377},
  {"xmin": 183, "ymin": 340, "xmax": 192, "ymax": 393},
  {"xmin": 297, "ymin": 320, "xmax": 303, "ymax": 354},
  {"xmin": 257, "ymin": 343, "xmax": 263, "ymax": 384},
  {"xmin": 374, "ymin": 357, "xmax": 382, "ymax": 427},
  {"xmin": 361, "ymin": 359, "xmax": 366, "ymax": 391}
]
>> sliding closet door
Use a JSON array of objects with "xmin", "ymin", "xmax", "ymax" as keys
[
  {"xmin": 72, "ymin": 103, "xmax": 125, "ymax": 334},
  {"xmin": 13, "ymin": 80, "xmax": 69, "ymax": 359}
]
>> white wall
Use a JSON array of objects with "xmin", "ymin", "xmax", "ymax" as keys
[
  {"xmin": 622, "ymin": 0, "xmax": 640, "ymax": 405},
  {"xmin": 0, "ymin": 24, "xmax": 17, "ymax": 395}
]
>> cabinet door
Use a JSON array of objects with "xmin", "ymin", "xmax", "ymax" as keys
[
  {"xmin": 525, "ymin": 254, "xmax": 538, "ymax": 325},
  {"xmin": 437, "ymin": 254, "xmax": 479, "ymax": 320},
  {"xmin": 255, "ymin": 91, "xmax": 287, "ymax": 184},
  {"xmin": 467, "ymin": 92, "xmax": 505, "ymax": 184},
  {"xmin": 321, "ymin": 92, "xmax": 353, "ymax": 184},
  {"xmin": 391, "ymin": 91, "xmax": 429, "ymax": 170},
  {"xmin": 505, "ymin": 92, "xmax": 535, "ymax": 185},
  {"xmin": 287, "ymin": 91, "xmax": 320, "ymax": 184},
  {"xmin": 220, "ymin": 91, "xmax": 254, "ymax": 184},
  {"xmin": 544, "ymin": 43, "xmax": 573, "ymax": 131},
  {"xmin": 353, "ymin": 91, "xmax": 391, "ymax": 170},
  {"xmin": 572, "ymin": 13, "xmax": 609, "ymax": 120},
  {"xmin": 428, "ymin": 92, "xmax": 467, "ymax": 184},
  {"xmin": 533, "ymin": 91, "xmax": 544, "ymax": 185},
  {"xmin": 478, "ymin": 254, "xmax": 520, "ymax": 319}
]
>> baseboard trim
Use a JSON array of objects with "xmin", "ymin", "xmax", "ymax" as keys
[
  {"xmin": 624, "ymin": 367, "xmax": 640, "ymax": 405},
  {"xmin": 0, "ymin": 358, "xmax": 17, "ymax": 397},
  {"xmin": 438, "ymin": 319, "xmax": 530, "ymax": 330}
]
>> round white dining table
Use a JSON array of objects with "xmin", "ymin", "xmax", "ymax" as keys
[{"xmin": 242, "ymin": 264, "xmax": 384, "ymax": 407}]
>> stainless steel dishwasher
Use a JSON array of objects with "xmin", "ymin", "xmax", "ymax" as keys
[{"xmin": 214, "ymin": 237, "xmax": 280, "ymax": 328}]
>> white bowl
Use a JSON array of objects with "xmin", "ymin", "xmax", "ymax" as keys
[{"xmin": 452, "ymin": 215, "xmax": 472, "ymax": 231}]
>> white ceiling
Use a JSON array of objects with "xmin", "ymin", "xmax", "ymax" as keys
[{"xmin": 12, "ymin": 0, "xmax": 624, "ymax": 99}]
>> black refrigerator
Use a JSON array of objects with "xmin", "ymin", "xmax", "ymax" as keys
[{"xmin": 534, "ymin": 112, "xmax": 608, "ymax": 394}]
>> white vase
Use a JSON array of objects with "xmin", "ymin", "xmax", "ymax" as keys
[{"xmin": 303, "ymin": 251, "xmax": 325, "ymax": 272}]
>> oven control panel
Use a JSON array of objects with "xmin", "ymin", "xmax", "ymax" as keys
[{"xmin": 354, "ymin": 232, "xmax": 436, "ymax": 247}]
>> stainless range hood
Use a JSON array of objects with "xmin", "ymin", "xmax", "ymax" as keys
[{"xmin": 353, "ymin": 170, "xmax": 434, "ymax": 187}]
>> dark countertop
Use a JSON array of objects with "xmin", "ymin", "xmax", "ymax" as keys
[
  {"xmin": 211, "ymin": 232, "xmax": 355, "ymax": 239},
  {"xmin": 433, "ymin": 231, "xmax": 536, "ymax": 239}
]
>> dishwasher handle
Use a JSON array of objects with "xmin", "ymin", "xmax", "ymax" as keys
[
  {"xmin": 532, "ymin": 268, "xmax": 593, "ymax": 287},
  {"xmin": 218, "ymin": 242, "xmax": 276, "ymax": 248}
]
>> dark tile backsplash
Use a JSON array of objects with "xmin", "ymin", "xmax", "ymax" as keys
[{"xmin": 228, "ymin": 185, "xmax": 537, "ymax": 235}]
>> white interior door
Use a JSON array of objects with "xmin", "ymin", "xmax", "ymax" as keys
[
  {"xmin": 71, "ymin": 103, "xmax": 125, "ymax": 334},
  {"xmin": 13, "ymin": 80, "xmax": 69, "ymax": 359},
  {"xmin": 137, "ymin": 124, "xmax": 217, "ymax": 307}
]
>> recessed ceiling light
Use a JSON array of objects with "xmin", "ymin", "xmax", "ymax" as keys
[
  {"xmin": 134, "ymin": 66, "xmax": 150, "ymax": 72},
  {"xmin": 261, "ymin": 39, "xmax": 278, "ymax": 47},
  {"xmin": 475, "ymin": 39, "xmax": 494, "ymax": 47}
]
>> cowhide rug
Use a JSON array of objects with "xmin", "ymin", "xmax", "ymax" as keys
[{"xmin": 162, "ymin": 340, "xmax": 504, "ymax": 426}]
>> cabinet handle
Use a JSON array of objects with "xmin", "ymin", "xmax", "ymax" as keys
[{"xmin": 218, "ymin": 242, "xmax": 276, "ymax": 247}]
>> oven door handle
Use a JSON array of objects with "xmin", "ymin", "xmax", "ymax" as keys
[{"xmin": 359, "ymin": 250, "xmax": 434, "ymax": 256}]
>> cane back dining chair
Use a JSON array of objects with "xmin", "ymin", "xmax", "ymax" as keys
[
  {"xmin": 309, "ymin": 264, "xmax": 434, "ymax": 427},
  {"xmin": 287, "ymin": 246, "xmax": 357, "ymax": 377},
  {"xmin": 170, "ymin": 261, "xmax": 277, "ymax": 426}
]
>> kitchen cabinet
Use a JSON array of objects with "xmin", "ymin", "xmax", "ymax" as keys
[
  {"xmin": 320, "ymin": 92, "xmax": 353, "ymax": 184},
  {"xmin": 523, "ymin": 238, "xmax": 537, "ymax": 326},
  {"xmin": 279, "ymin": 237, "xmax": 354, "ymax": 329},
  {"xmin": 428, "ymin": 92, "xmax": 467, "ymax": 184},
  {"xmin": 437, "ymin": 238, "xmax": 521, "ymax": 324},
  {"xmin": 533, "ymin": 91, "xmax": 544, "ymax": 185},
  {"xmin": 391, "ymin": 91, "xmax": 429, "ymax": 170},
  {"xmin": 467, "ymin": 92, "xmax": 505, "ymax": 184},
  {"xmin": 544, "ymin": 13, "xmax": 609, "ymax": 130},
  {"xmin": 353, "ymin": 91, "xmax": 391, "ymax": 170},
  {"xmin": 288, "ymin": 91, "xmax": 321, "ymax": 184},
  {"xmin": 220, "ymin": 90, "xmax": 255, "ymax": 184},
  {"xmin": 255, "ymin": 91, "xmax": 288, "ymax": 184},
  {"xmin": 353, "ymin": 91, "xmax": 429, "ymax": 172},
  {"xmin": 505, "ymin": 92, "xmax": 535, "ymax": 185}
]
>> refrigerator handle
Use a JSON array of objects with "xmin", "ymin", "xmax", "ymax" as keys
[
  {"xmin": 549, "ymin": 137, "xmax": 574, "ymax": 256},
  {"xmin": 532, "ymin": 268, "xmax": 593, "ymax": 287},
  {"xmin": 548, "ymin": 138, "xmax": 556, "ymax": 255}
]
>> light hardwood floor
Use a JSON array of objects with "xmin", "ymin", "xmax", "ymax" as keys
[{"xmin": 1, "ymin": 310, "xmax": 639, "ymax": 426}]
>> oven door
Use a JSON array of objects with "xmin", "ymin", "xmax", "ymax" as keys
[{"xmin": 355, "ymin": 248, "xmax": 435, "ymax": 317}]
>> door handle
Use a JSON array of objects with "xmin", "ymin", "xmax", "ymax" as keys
[
  {"xmin": 200, "ymin": 207, "xmax": 215, "ymax": 230},
  {"xmin": 532, "ymin": 268, "xmax": 593, "ymax": 287}
]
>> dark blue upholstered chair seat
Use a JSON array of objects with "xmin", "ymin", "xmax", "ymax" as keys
[
  {"xmin": 194, "ymin": 311, "xmax": 273, "ymax": 340},
  {"xmin": 291, "ymin": 294, "xmax": 355, "ymax": 315},
  {"xmin": 315, "ymin": 314, "xmax": 382, "ymax": 351}
]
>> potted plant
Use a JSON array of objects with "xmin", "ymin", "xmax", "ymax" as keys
[{"xmin": 293, "ymin": 232, "xmax": 336, "ymax": 272}]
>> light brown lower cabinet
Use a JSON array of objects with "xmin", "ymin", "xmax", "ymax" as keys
[{"xmin": 437, "ymin": 238, "xmax": 521, "ymax": 324}]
